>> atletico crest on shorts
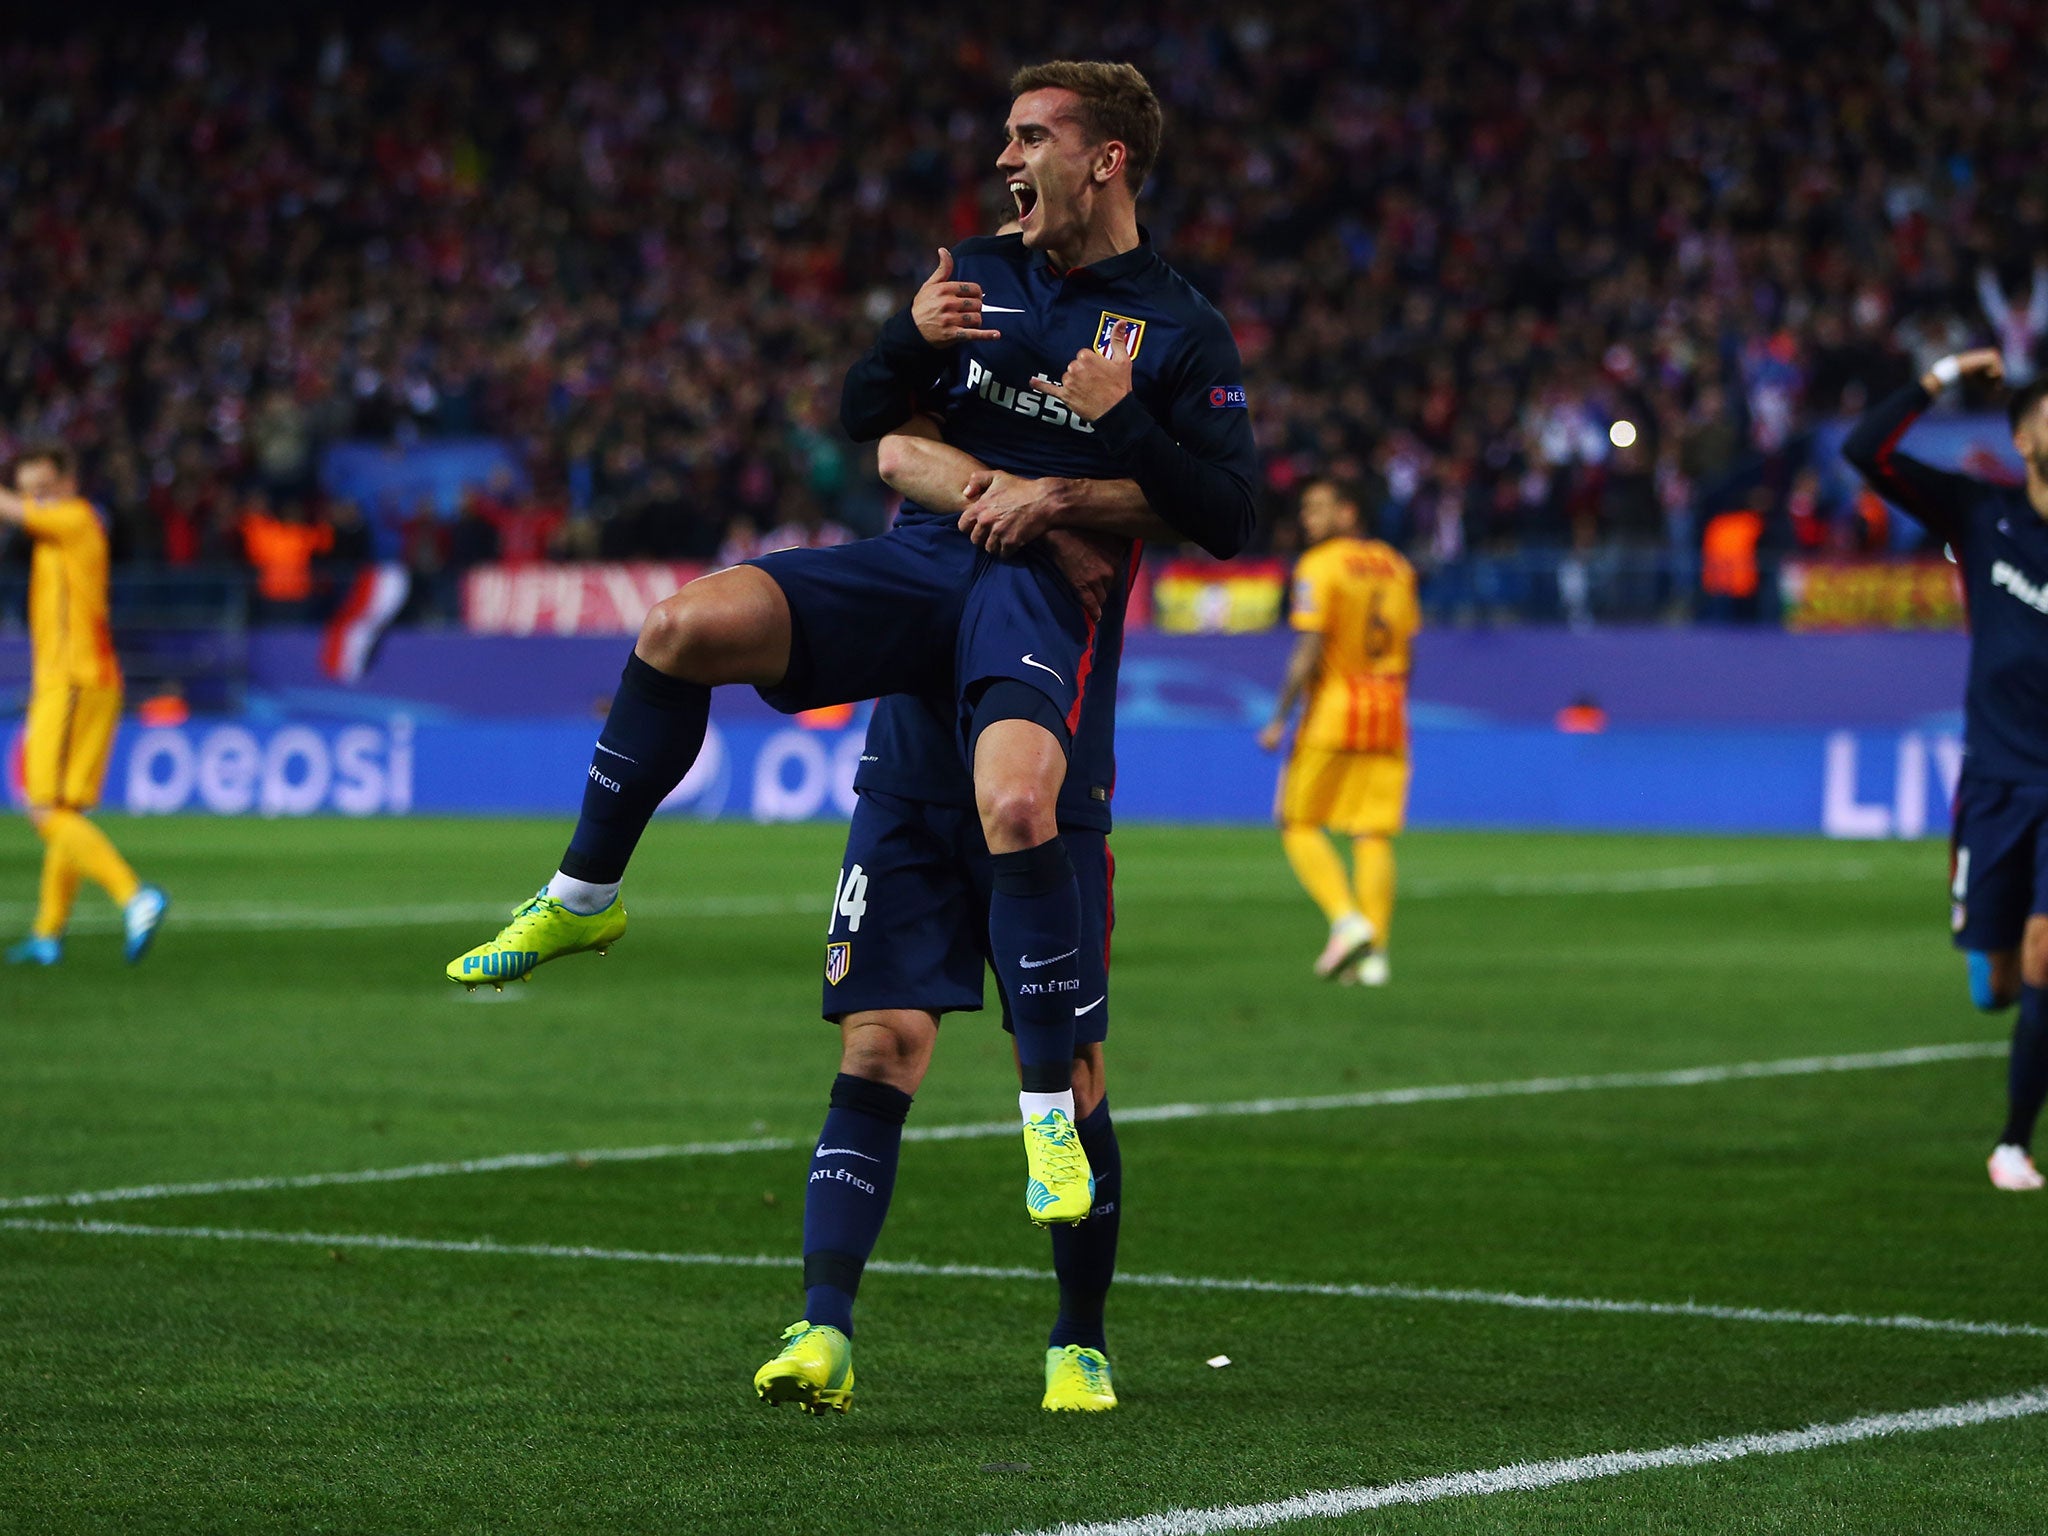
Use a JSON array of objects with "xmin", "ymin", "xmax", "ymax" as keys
[
  {"xmin": 825, "ymin": 942, "xmax": 851, "ymax": 985},
  {"xmin": 1094, "ymin": 312, "xmax": 1146, "ymax": 359}
]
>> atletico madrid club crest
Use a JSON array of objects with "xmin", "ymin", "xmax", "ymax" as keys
[
  {"xmin": 825, "ymin": 942, "xmax": 851, "ymax": 985},
  {"xmin": 1094, "ymin": 312, "xmax": 1145, "ymax": 359}
]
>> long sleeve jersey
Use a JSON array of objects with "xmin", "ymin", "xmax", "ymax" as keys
[
  {"xmin": 1843, "ymin": 382, "xmax": 2048, "ymax": 785},
  {"xmin": 839, "ymin": 230, "xmax": 1257, "ymax": 560}
]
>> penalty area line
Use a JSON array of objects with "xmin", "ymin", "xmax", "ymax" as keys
[
  {"xmin": 992, "ymin": 1386, "xmax": 2048, "ymax": 1536},
  {"xmin": 4, "ymin": 1217, "xmax": 2047, "ymax": 1344},
  {"xmin": 0, "ymin": 1040, "xmax": 2004, "ymax": 1213}
]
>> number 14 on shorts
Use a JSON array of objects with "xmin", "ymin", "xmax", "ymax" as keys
[{"xmin": 832, "ymin": 864, "xmax": 869, "ymax": 934}]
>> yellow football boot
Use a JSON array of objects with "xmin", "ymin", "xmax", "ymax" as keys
[
  {"xmin": 753, "ymin": 1321, "xmax": 854, "ymax": 1415},
  {"xmin": 1042, "ymin": 1345, "xmax": 1117, "ymax": 1411},
  {"xmin": 445, "ymin": 889, "xmax": 626, "ymax": 990},
  {"xmin": 1022, "ymin": 1108, "xmax": 1095, "ymax": 1227}
]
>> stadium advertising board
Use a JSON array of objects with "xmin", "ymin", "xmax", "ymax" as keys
[{"xmin": 4, "ymin": 713, "xmax": 1963, "ymax": 837}]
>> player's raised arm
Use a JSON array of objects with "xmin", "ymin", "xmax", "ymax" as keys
[
  {"xmin": 0, "ymin": 483, "xmax": 93, "ymax": 542},
  {"xmin": 1841, "ymin": 349, "xmax": 2001, "ymax": 545},
  {"xmin": 840, "ymin": 248, "xmax": 1000, "ymax": 442},
  {"xmin": 1032, "ymin": 320, "xmax": 1258, "ymax": 559}
]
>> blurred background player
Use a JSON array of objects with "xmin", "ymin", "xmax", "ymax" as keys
[
  {"xmin": 0, "ymin": 446, "xmax": 168, "ymax": 965},
  {"xmin": 1259, "ymin": 479, "xmax": 1419, "ymax": 987},
  {"xmin": 1842, "ymin": 347, "xmax": 2048, "ymax": 1192}
]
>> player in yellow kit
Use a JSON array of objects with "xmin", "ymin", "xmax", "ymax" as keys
[
  {"xmin": 0, "ymin": 445, "xmax": 167, "ymax": 965},
  {"xmin": 1259, "ymin": 478, "xmax": 1419, "ymax": 986}
]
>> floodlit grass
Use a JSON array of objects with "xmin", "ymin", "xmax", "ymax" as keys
[{"xmin": 3, "ymin": 818, "xmax": 2043, "ymax": 1533}]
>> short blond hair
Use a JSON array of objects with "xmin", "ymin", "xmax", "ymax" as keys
[{"xmin": 1009, "ymin": 61, "xmax": 1162, "ymax": 192}]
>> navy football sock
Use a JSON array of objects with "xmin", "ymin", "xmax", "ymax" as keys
[
  {"xmin": 801, "ymin": 1073, "xmax": 912, "ymax": 1337},
  {"xmin": 1049, "ymin": 1098, "xmax": 1121, "ymax": 1353},
  {"xmin": 2001, "ymin": 985, "xmax": 2048, "ymax": 1149},
  {"xmin": 557, "ymin": 654, "xmax": 710, "ymax": 884},
  {"xmin": 989, "ymin": 839, "xmax": 1083, "ymax": 1094}
]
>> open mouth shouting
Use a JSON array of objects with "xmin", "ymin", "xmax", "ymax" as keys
[{"xmin": 1009, "ymin": 179, "xmax": 1040, "ymax": 229}]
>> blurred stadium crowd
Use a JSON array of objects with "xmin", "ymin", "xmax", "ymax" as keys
[{"xmin": 3, "ymin": 2, "xmax": 2044, "ymax": 620}]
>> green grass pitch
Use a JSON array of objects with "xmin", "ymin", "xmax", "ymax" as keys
[{"xmin": 3, "ymin": 817, "xmax": 2045, "ymax": 1533}]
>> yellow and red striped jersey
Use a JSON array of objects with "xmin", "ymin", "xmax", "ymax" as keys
[
  {"xmin": 1289, "ymin": 535, "xmax": 1418, "ymax": 755},
  {"xmin": 23, "ymin": 496, "xmax": 120, "ymax": 691}
]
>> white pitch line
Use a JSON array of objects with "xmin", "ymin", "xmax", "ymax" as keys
[
  {"xmin": 6, "ymin": 1218, "xmax": 2046, "ymax": 1344},
  {"xmin": 1085, "ymin": 1041, "xmax": 2005, "ymax": 1132},
  {"xmin": 0, "ymin": 1041, "xmax": 2002, "ymax": 1213},
  {"xmin": 0, "ymin": 891, "xmax": 818, "ymax": 935},
  {"xmin": 995, "ymin": 1387, "xmax": 2048, "ymax": 1536},
  {"xmin": 0, "ymin": 860, "xmax": 1880, "ymax": 934},
  {"xmin": 0, "ymin": 1135, "xmax": 804, "ymax": 1213}
]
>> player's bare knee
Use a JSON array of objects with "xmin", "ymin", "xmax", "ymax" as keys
[
  {"xmin": 635, "ymin": 568, "xmax": 787, "ymax": 683},
  {"xmin": 977, "ymin": 781, "xmax": 1057, "ymax": 853},
  {"xmin": 972, "ymin": 717, "xmax": 1066, "ymax": 852},
  {"xmin": 838, "ymin": 1011, "xmax": 935, "ymax": 1093},
  {"xmin": 2022, "ymin": 921, "xmax": 2048, "ymax": 991},
  {"xmin": 634, "ymin": 590, "xmax": 705, "ymax": 673}
]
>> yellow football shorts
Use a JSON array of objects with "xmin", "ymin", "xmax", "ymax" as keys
[
  {"xmin": 1278, "ymin": 747, "xmax": 1410, "ymax": 836},
  {"xmin": 22, "ymin": 683, "xmax": 122, "ymax": 810}
]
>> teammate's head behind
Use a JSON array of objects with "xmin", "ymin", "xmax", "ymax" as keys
[
  {"xmin": 2009, "ymin": 379, "xmax": 2048, "ymax": 478},
  {"xmin": 1299, "ymin": 479, "xmax": 1363, "ymax": 545},
  {"xmin": 12, "ymin": 443, "xmax": 76, "ymax": 501},
  {"xmin": 1001, "ymin": 62, "xmax": 1160, "ymax": 262}
]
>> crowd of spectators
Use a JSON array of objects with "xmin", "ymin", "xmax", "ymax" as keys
[{"xmin": 3, "ymin": 2, "xmax": 2046, "ymax": 621}]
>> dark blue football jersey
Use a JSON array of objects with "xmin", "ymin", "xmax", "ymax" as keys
[
  {"xmin": 840, "ymin": 230, "xmax": 1256, "ymax": 828},
  {"xmin": 843, "ymin": 232, "xmax": 1257, "ymax": 555},
  {"xmin": 1844, "ymin": 383, "xmax": 2048, "ymax": 785}
]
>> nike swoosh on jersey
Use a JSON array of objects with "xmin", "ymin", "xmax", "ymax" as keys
[
  {"xmin": 816, "ymin": 1146, "xmax": 882, "ymax": 1163},
  {"xmin": 1021, "ymin": 654, "xmax": 1065, "ymax": 685},
  {"xmin": 1019, "ymin": 947, "xmax": 1079, "ymax": 969},
  {"xmin": 1073, "ymin": 996, "xmax": 1105, "ymax": 1016},
  {"xmin": 981, "ymin": 304, "xmax": 1027, "ymax": 313},
  {"xmin": 594, "ymin": 743, "xmax": 639, "ymax": 764}
]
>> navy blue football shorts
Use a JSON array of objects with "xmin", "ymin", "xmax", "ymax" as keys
[
  {"xmin": 750, "ymin": 519, "xmax": 1100, "ymax": 742},
  {"xmin": 1949, "ymin": 775, "xmax": 2048, "ymax": 952},
  {"xmin": 819, "ymin": 789, "xmax": 1113, "ymax": 1042}
]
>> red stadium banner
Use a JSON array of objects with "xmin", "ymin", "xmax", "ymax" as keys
[
  {"xmin": 1780, "ymin": 559, "xmax": 1965, "ymax": 632},
  {"xmin": 462, "ymin": 562, "xmax": 708, "ymax": 635}
]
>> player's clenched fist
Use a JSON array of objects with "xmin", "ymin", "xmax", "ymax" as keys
[
  {"xmin": 1031, "ymin": 323, "xmax": 1136, "ymax": 422},
  {"xmin": 913, "ymin": 248, "xmax": 1001, "ymax": 347},
  {"xmin": 1924, "ymin": 347, "xmax": 2003, "ymax": 396}
]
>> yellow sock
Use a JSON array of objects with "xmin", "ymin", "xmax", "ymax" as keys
[
  {"xmin": 1282, "ymin": 824, "xmax": 1357, "ymax": 926},
  {"xmin": 33, "ymin": 826, "xmax": 84, "ymax": 939},
  {"xmin": 1352, "ymin": 835, "xmax": 1396, "ymax": 949},
  {"xmin": 46, "ymin": 809, "xmax": 141, "ymax": 911}
]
